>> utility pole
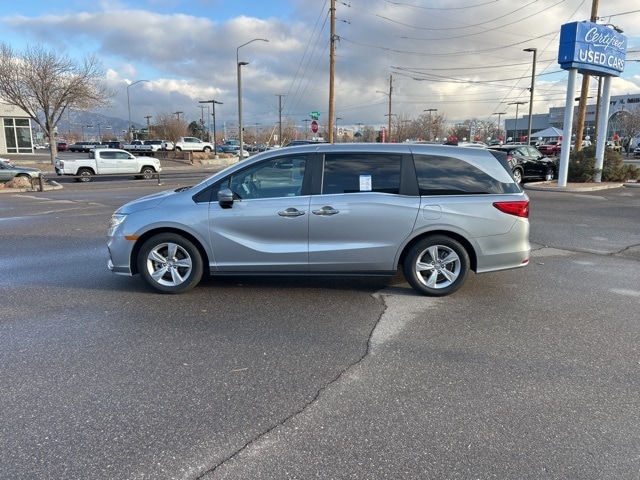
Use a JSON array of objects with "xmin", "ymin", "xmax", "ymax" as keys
[
  {"xmin": 387, "ymin": 75, "xmax": 393, "ymax": 142},
  {"xmin": 328, "ymin": 0, "xmax": 336, "ymax": 143},
  {"xmin": 198, "ymin": 105, "xmax": 206, "ymax": 138},
  {"xmin": 575, "ymin": 0, "xmax": 599, "ymax": 152},
  {"xmin": 276, "ymin": 94, "xmax": 286, "ymax": 146},
  {"xmin": 144, "ymin": 115, "xmax": 152, "ymax": 139}
]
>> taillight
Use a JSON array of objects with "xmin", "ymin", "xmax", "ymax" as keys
[
  {"xmin": 505, "ymin": 154, "xmax": 515, "ymax": 167},
  {"xmin": 493, "ymin": 200, "xmax": 529, "ymax": 218}
]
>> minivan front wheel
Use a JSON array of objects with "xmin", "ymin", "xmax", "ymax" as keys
[
  {"xmin": 403, "ymin": 235, "xmax": 470, "ymax": 296},
  {"xmin": 137, "ymin": 233, "xmax": 203, "ymax": 293}
]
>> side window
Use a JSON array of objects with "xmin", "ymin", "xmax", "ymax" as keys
[
  {"xmin": 100, "ymin": 151, "xmax": 115, "ymax": 159},
  {"xmin": 322, "ymin": 154, "xmax": 401, "ymax": 194},
  {"xmin": 413, "ymin": 154, "xmax": 518, "ymax": 195},
  {"xmin": 229, "ymin": 156, "xmax": 307, "ymax": 199}
]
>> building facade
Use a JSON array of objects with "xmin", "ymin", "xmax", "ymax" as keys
[
  {"xmin": 504, "ymin": 92, "xmax": 640, "ymax": 143},
  {"xmin": 1, "ymin": 103, "xmax": 34, "ymax": 155}
]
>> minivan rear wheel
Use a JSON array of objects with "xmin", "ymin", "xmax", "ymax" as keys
[
  {"xmin": 403, "ymin": 235, "xmax": 470, "ymax": 296},
  {"xmin": 137, "ymin": 233, "xmax": 203, "ymax": 293}
]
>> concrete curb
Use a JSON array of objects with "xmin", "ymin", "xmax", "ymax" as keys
[{"xmin": 524, "ymin": 181, "xmax": 638, "ymax": 192}]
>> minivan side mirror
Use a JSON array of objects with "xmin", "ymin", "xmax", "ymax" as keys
[{"xmin": 218, "ymin": 188, "xmax": 235, "ymax": 208}]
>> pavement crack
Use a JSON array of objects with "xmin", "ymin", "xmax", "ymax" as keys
[{"xmin": 196, "ymin": 294, "xmax": 388, "ymax": 479}]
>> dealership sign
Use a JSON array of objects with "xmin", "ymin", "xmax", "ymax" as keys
[{"xmin": 558, "ymin": 21, "xmax": 627, "ymax": 77}]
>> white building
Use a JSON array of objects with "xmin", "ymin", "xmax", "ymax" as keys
[
  {"xmin": 505, "ymin": 93, "xmax": 640, "ymax": 144},
  {"xmin": 0, "ymin": 103, "xmax": 34, "ymax": 155}
]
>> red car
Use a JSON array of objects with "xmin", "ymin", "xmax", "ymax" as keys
[
  {"xmin": 56, "ymin": 141, "xmax": 69, "ymax": 152},
  {"xmin": 537, "ymin": 140, "xmax": 561, "ymax": 156}
]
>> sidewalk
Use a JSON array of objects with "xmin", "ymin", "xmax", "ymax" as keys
[{"xmin": 524, "ymin": 180, "xmax": 639, "ymax": 191}]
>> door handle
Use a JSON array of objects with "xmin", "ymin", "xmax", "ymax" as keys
[
  {"xmin": 278, "ymin": 207, "xmax": 306, "ymax": 217},
  {"xmin": 312, "ymin": 206, "xmax": 339, "ymax": 216}
]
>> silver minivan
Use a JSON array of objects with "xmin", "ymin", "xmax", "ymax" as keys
[{"xmin": 108, "ymin": 143, "xmax": 530, "ymax": 296}]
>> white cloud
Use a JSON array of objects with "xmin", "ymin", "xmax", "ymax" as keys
[{"xmin": 2, "ymin": 0, "xmax": 639, "ymax": 130}]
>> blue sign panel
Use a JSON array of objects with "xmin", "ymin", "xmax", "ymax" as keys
[{"xmin": 558, "ymin": 21, "xmax": 627, "ymax": 77}]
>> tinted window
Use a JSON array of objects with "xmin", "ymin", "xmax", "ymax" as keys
[
  {"xmin": 413, "ymin": 154, "xmax": 518, "ymax": 195},
  {"xmin": 322, "ymin": 154, "xmax": 401, "ymax": 194}
]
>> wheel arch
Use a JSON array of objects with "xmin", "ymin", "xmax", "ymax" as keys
[
  {"xmin": 130, "ymin": 227, "xmax": 210, "ymax": 276},
  {"xmin": 399, "ymin": 230, "xmax": 478, "ymax": 273}
]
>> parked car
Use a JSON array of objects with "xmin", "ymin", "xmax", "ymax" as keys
[
  {"xmin": 283, "ymin": 139, "xmax": 327, "ymax": 147},
  {"xmin": 537, "ymin": 140, "xmax": 562, "ymax": 156},
  {"xmin": 174, "ymin": 137, "xmax": 214, "ymax": 152},
  {"xmin": 107, "ymin": 143, "xmax": 530, "ymax": 296},
  {"xmin": 488, "ymin": 144, "xmax": 557, "ymax": 184},
  {"xmin": 0, "ymin": 161, "xmax": 42, "ymax": 182},
  {"xmin": 569, "ymin": 140, "xmax": 592, "ymax": 151},
  {"xmin": 69, "ymin": 141, "xmax": 103, "ymax": 153},
  {"xmin": 56, "ymin": 141, "xmax": 69, "ymax": 152},
  {"xmin": 102, "ymin": 141, "xmax": 124, "ymax": 149},
  {"xmin": 634, "ymin": 145, "xmax": 640, "ymax": 157},
  {"xmin": 216, "ymin": 144, "xmax": 250, "ymax": 158},
  {"xmin": 143, "ymin": 140, "xmax": 166, "ymax": 152}
]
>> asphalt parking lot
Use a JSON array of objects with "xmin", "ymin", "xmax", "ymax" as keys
[{"xmin": 1, "ymin": 165, "xmax": 639, "ymax": 479}]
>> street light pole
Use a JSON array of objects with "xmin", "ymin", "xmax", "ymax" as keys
[
  {"xmin": 237, "ymin": 38, "xmax": 269, "ymax": 160},
  {"xmin": 376, "ymin": 75, "xmax": 393, "ymax": 143},
  {"xmin": 508, "ymin": 101, "xmax": 527, "ymax": 142},
  {"xmin": 200, "ymin": 100, "xmax": 223, "ymax": 147},
  {"xmin": 126, "ymin": 80, "xmax": 148, "ymax": 142},
  {"xmin": 524, "ymin": 48, "xmax": 537, "ymax": 145}
]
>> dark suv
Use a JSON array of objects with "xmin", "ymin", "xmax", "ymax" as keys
[
  {"xmin": 108, "ymin": 143, "xmax": 530, "ymax": 296},
  {"xmin": 488, "ymin": 144, "xmax": 557, "ymax": 184}
]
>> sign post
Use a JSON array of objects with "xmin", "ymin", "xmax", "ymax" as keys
[{"xmin": 557, "ymin": 21, "xmax": 627, "ymax": 184}]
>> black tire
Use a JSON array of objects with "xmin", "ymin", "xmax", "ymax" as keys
[
  {"xmin": 175, "ymin": 146, "xmax": 182, "ymax": 152},
  {"xmin": 77, "ymin": 168, "xmax": 93, "ymax": 182},
  {"xmin": 203, "ymin": 146, "xmax": 212, "ymax": 152},
  {"xmin": 137, "ymin": 233, "xmax": 204, "ymax": 293},
  {"xmin": 138, "ymin": 167, "xmax": 155, "ymax": 179},
  {"xmin": 403, "ymin": 235, "xmax": 470, "ymax": 296},
  {"xmin": 512, "ymin": 168, "xmax": 523, "ymax": 185},
  {"xmin": 545, "ymin": 167, "xmax": 555, "ymax": 181}
]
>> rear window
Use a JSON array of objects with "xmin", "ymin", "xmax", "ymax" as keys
[{"xmin": 413, "ymin": 154, "xmax": 519, "ymax": 195}]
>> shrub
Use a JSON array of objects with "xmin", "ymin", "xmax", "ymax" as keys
[{"xmin": 567, "ymin": 145, "xmax": 638, "ymax": 182}]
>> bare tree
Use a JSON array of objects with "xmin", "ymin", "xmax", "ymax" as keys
[
  {"xmin": 154, "ymin": 112, "xmax": 187, "ymax": 155},
  {"xmin": 0, "ymin": 43, "xmax": 114, "ymax": 163},
  {"xmin": 615, "ymin": 105, "xmax": 640, "ymax": 155}
]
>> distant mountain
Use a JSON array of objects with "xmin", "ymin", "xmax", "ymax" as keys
[{"xmin": 52, "ymin": 111, "xmax": 142, "ymax": 141}]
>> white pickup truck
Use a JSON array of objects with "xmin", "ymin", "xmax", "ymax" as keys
[
  {"xmin": 174, "ymin": 137, "xmax": 214, "ymax": 152},
  {"xmin": 54, "ymin": 148, "xmax": 162, "ymax": 182}
]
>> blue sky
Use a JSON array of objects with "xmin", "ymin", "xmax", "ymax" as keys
[{"xmin": 2, "ymin": 0, "xmax": 640, "ymax": 137}]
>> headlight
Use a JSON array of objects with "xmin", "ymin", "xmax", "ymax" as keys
[{"xmin": 107, "ymin": 213, "xmax": 127, "ymax": 236}]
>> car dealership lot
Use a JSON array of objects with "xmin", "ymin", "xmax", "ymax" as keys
[{"xmin": 1, "ymin": 181, "xmax": 639, "ymax": 479}]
